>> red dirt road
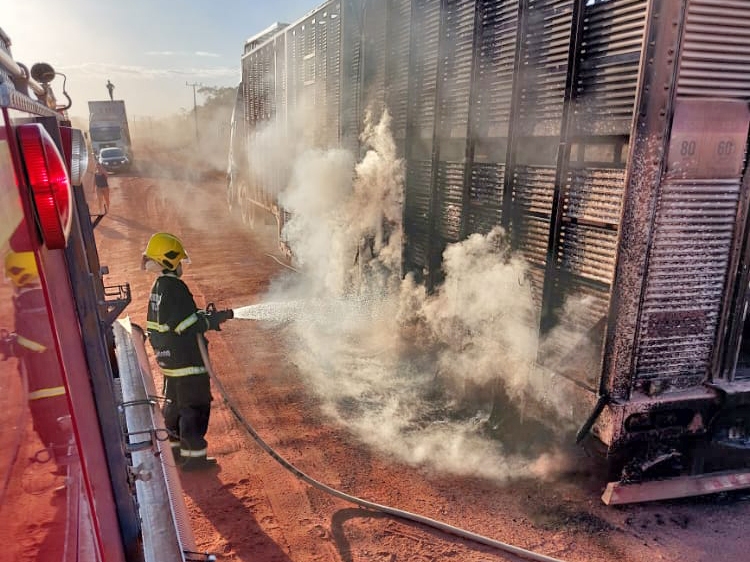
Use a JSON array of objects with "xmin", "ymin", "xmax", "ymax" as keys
[{"xmin": 89, "ymin": 161, "xmax": 750, "ymax": 562}]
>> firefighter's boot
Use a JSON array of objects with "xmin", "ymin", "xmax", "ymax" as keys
[{"xmin": 180, "ymin": 456, "xmax": 218, "ymax": 472}]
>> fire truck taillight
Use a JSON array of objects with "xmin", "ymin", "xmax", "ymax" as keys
[{"xmin": 17, "ymin": 123, "xmax": 73, "ymax": 249}]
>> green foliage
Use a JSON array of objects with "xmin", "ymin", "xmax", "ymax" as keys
[
  {"xmin": 132, "ymin": 85, "xmax": 237, "ymax": 170},
  {"xmin": 196, "ymin": 86, "xmax": 237, "ymax": 114}
]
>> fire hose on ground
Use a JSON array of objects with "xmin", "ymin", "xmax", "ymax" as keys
[{"xmin": 197, "ymin": 335, "xmax": 569, "ymax": 562}]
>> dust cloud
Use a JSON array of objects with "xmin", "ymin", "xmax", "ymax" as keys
[
  {"xmin": 245, "ymin": 109, "xmax": 588, "ymax": 483},
  {"xmin": 105, "ymin": 98, "xmax": 233, "ymax": 237}
]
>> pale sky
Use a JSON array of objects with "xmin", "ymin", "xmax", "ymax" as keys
[{"xmin": 3, "ymin": 0, "xmax": 322, "ymax": 120}]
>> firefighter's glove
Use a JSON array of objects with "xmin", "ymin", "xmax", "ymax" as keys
[
  {"xmin": 203, "ymin": 303, "xmax": 234, "ymax": 331},
  {"xmin": 0, "ymin": 330, "xmax": 18, "ymax": 360}
]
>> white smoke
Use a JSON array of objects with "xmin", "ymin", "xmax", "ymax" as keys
[
  {"xmin": 279, "ymin": 147, "xmax": 357, "ymax": 296},
  {"xmin": 278, "ymin": 110, "xmax": 404, "ymax": 298},
  {"xmin": 399, "ymin": 228, "xmax": 537, "ymax": 391},
  {"xmin": 250, "ymin": 109, "xmax": 583, "ymax": 482}
]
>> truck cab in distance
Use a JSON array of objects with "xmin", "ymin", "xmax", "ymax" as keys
[{"xmin": 88, "ymin": 99, "xmax": 132, "ymax": 159}]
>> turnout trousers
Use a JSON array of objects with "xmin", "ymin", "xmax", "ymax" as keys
[{"xmin": 162, "ymin": 373, "xmax": 211, "ymax": 459}]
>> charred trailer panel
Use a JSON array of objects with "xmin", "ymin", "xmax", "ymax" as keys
[
  {"xmin": 598, "ymin": 0, "xmax": 750, "ymax": 486},
  {"xmin": 232, "ymin": 0, "xmax": 750, "ymax": 500}
]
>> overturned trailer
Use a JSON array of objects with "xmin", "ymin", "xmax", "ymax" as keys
[{"xmin": 229, "ymin": 0, "xmax": 750, "ymax": 503}]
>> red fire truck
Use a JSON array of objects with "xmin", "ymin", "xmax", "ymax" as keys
[{"xmin": 0, "ymin": 28, "xmax": 202, "ymax": 562}]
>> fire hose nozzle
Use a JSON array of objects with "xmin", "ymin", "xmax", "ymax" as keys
[
  {"xmin": 214, "ymin": 308, "xmax": 233, "ymax": 322},
  {"xmin": 203, "ymin": 303, "xmax": 234, "ymax": 330}
]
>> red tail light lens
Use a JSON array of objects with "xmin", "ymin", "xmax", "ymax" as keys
[{"xmin": 17, "ymin": 123, "xmax": 73, "ymax": 249}]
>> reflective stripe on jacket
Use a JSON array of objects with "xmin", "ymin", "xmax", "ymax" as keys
[
  {"xmin": 28, "ymin": 385, "xmax": 66, "ymax": 400},
  {"xmin": 147, "ymin": 273, "xmax": 209, "ymax": 372},
  {"xmin": 161, "ymin": 365, "xmax": 208, "ymax": 377},
  {"xmin": 16, "ymin": 334, "xmax": 46, "ymax": 353}
]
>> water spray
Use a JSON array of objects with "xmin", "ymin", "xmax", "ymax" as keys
[
  {"xmin": 231, "ymin": 297, "xmax": 378, "ymax": 324},
  {"xmin": 232, "ymin": 301, "xmax": 308, "ymax": 322}
]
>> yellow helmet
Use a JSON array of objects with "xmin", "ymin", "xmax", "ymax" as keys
[
  {"xmin": 4, "ymin": 251, "xmax": 39, "ymax": 288},
  {"xmin": 142, "ymin": 232, "xmax": 189, "ymax": 272}
]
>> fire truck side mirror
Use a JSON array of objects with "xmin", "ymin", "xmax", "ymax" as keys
[
  {"xmin": 30, "ymin": 62, "xmax": 56, "ymax": 84},
  {"xmin": 29, "ymin": 62, "xmax": 72, "ymax": 111}
]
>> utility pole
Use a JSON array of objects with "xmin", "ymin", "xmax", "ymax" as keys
[{"xmin": 186, "ymin": 81, "xmax": 202, "ymax": 143}]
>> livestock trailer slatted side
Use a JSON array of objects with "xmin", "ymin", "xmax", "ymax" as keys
[
  {"xmin": 402, "ymin": 0, "xmax": 442, "ymax": 278},
  {"xmin": 677, "ymin": 0, "xmax": 750, "ymax": 98},
  {"xmin": 361, "ymin": 0, "xmax": 388, "ymax": 123},
  {"xmin": 508, "ymin": 0, "xmax": 574, "ymax": 316},
  {"xmin": 512, "ymin": 165, "xmax": 556, "ymax": 308},
  {"xmin": 279, "ymin": 4, "xmax": 343, "ymax": 150},
  {"xmin": 323, "ymin": 4, "xmax": 343, "ymax": 148},
  {"xmin": 404, "ymin": 161, "xmax": 433, "ymax": 276},
  {"xmin": 472, "ymin": 0, "xmax": 517, "ymax": 140},
  {"xmin": 287, "ymin": 20, "xmax": 307, "ymax": 135},
  {"xmin": 286, "ymin": 21, "xmax": 300, "ymax": 119},
  {"xmin": 260, "ymin": 46, "xmax": 275, "ymax": 117},
  {"xmin": 436, "ymin": 162, "xmax": 466, "ymax": 242},
  {"xmin": 438, "ymin": 0, "xmax": 476, "ymax": 141},
  {"xmin": 276, "ymin": 34, "xmax": 288, "ymax": 138},
  {"xmin": 233, "ymin": 1, "xmax": 750, "ymax": 489},
  {"xmin": 250, "ymin": 41, "xmax": 280, "ymax": 207},
  {"xmin": 244, "ymin": 54, "xmax": 255, "ymax": 123},
  {"xmin": 463, "ymin": 0, "xmax": 518, "ymax": 237},
  {"xmin": 274, "ymin": 33, "xmax": 289, "ymax": 198},
  {"xmin": 557, "ymin": 220, "xmax": 618, "ymax": 287},
  {"xmin": 341, "ymin": 0, "xmax": 363, "ymax": 152},
  {"xmin": 313, "ymin": 5, "xmax": 343, "ymax": 148},
  {"xmin": 241, "ymin": 48, "xmax": 260, "ymax": 204},
  {"xmin": 634, "ymin": 179, "xmax": 741, "ymax": 392},
  {"xmin": 467, "ymin": 163, "xmax": 504, "ymax": 235},
  {"xmin": 516, "ymin": 0, "xmax": 574, "ymax": 134},
  {"xmin": 539, "ymin": 0, "xmax": 647, "ymax": 387},
  {"xmin": 408, "ymin": 0, "xmax": 441, "ymax": 142},
  {"xmin": 312, "ymin": 12, "xmax": 323, "ymax": 143},
  {"xmin": 600, "ymin": 0, "xmax": 684, "ymax": 406},
  {"xmin": 303, "ymin": 12, "xmax": 315, "ymax": 96},
  {"xmin": 385, "ymin": 0, "xmax": 413, "ymax": 154},
  {"xmin": 271, "ymin": 36, "xmax": 286, "ymax": 200},
  {"xmin": 332, "ymin": 5, "xmax": 344, "ymax": 145},
  {"xmin": 574, "ymin": 0, "xmax": 646, "ymax": 135},
  {"xmin": 261, "ymin": 48, "xmax": 273, "ymax": 121},
  {"xmin": 433, "ymin": 0, "xmax": 477, "ymax": 255},
  {"xmin": 564, "ymin": 168, "xmax": 627, "ymax": 229},
  {"xmin": 303, "ymin": 10, "xmax": 321, "ymax": 146},
  {"xmin": 539, "ymin": 274, "xmax": 612, "ymax": 390}
]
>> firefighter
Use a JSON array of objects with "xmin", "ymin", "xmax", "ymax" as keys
[
  {"xmin": 1, "ymin": 251, "xmax": 71, "ymax": 473},
  {"xmin": 141, "ymin": 232, "xmax": 233, "ymax": 471}
]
